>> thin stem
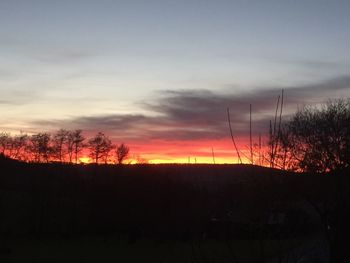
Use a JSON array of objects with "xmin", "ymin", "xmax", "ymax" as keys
[
  {"xmin": 250, "ymin": 104, "xmax": 253, "ymax": 165},
  {"xmin": 227, "ymin": 107, "xmax": 242, "ymax": 164},
  {"xmin": 271, "ymin": 95, "xmax": 281, "ymax": 167},
  {"xmin": 211, "ymin": 147, "xmax": 216, "ymax": 164},
  {"xmin": 259, "ymin": 133, "xmax": 262, "ymax": 166}
]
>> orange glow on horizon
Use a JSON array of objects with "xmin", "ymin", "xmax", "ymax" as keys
[
  {"xmin": 76, "ymin": 156, "xmax": 253, "ymax": 164},
  {"xmin": 0, "ymin": 132, "xmax": 269, "ymax": 165},
  {"xmin": 147, "ymin": 157, "xmax": 246, "ymax": 164},
  {"xmin": 78, "ymin": 157, "xmax": 92, "ymax": 164},
  {"xmin": 123, "ymin": 137, "xmax": 268, "ymax": 164}
]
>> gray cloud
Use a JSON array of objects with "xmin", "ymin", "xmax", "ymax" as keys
[
  {"xmin": 0, "ymin": 89, "xmax": 43, "ymax": 106},
  {"xmin": 0, "ymin": 99, "xmax": 15, "ymax": 105},
  {"xmin": 267, "ymin": 57, "xmax": 350, "ymax": 71},
  {"xmin": 30, "ymin": 75, "xmax": 350, "ymax": 142},
  {"xmin": 35, "ymin": 49, "xmax": 96, "ymax": 65},
  {"xmin": 0, "ymin": 35, "xmax": 96, "ymax": 65}
]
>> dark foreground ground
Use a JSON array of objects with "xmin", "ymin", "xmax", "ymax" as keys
[
  {"xmin": 1, "ymin": 235, "xmax": 324, "ymax": 263},
  {"xmin": 0, "ymin": 156, "xmax": 349, "ymax": 262}
]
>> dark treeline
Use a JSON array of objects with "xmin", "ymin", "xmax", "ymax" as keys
[
  {"xmin": 268, "ymin": 98, "xmax": 350, "ymax": 173},
  {"xmin": 1, "ymin": 99, "xmax": 349, "ymax": 173},
  {"xmin": 0, "ymin": 129, "xmax": 129, "ymax": 164}
]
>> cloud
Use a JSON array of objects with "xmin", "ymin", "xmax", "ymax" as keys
[
  {"xmin": 0, "ymin": 99, "xmax": 15, "ymax": 105},
  {"xmin": 35, "ymin": 50, "xmax": 96, "ymax": 65},
  {"xmin": 0, "ymin": 89, "xmax": 43, "ymax": 106},
  {"xmin": 301, "ymin": 75, "xmax": 350, "ymax": 92},
  {"xmin": 267, "ymin": 57, "xmax": 350, "ymax": 71},
  {"xmin": 30, "ymin": 76, "xmax": 350, "ymax": 143}
]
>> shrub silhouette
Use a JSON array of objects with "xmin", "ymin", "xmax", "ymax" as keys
[
  {"xmin": 277, "ymin": 99, "xmax": 350, "ymax": 172},
  {"xmin": 116, "ymin": 143, "xmax": 129, "ymax": 164}
]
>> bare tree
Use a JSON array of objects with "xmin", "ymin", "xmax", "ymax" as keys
[
  {"xmin": 88, "ymin": 132, "xmax": 112, "ymax": 164},
  {"xmin": 116, "ymin": 143, "xmax": 129, "ymax": 164},
  {"xmin": 101, "ymin": 137, "xmax": 113, "ymax": 164},
  {"xmin": 11, "ymin": 133, "xmax": 28, "ymax": 160},
  {"xmin": 52, "ymin": 129, "xmax": 69, "ymax": 163},
  {"xmin": 71, "ymin": 130, "xmax": 85, "ymax": 164},
  {"xmin": 29, "ymin": 133, "xmax": 52, "ymax": 163},
  {"xmin": 134, "ymin": 154, "xmax": 148, "ymax": 164},
  {"xmin": 0, "ymin": 129, "xmax": 133, "ymax": 165},
  {"xmin": 66, "ymin": 132, "xmax": 74, "ymax": 163},
  {"xmin": 278, "ymin": 99, "xmax": 350, "ymax": 172},
  {"xmin": 0, "ymin": 132, "xmax": 11, "ymax": 156}
]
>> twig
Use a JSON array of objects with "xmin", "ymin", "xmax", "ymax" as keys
[
  {"xmin": 250, "ymin": 104, "xmax": 253, "ymax": 164},
  {"xmin": 277, "ymin": 89, "xmax": 284, "ymax": 168},
  {"xmin": 271, "ymin": 95, "xmax": 281, "ymax": 167},
  {"xmin": 259, "ymin": 133, "xmax": 262, "ymax": 166},
  {"xmin": 269, "ymin": 120, "xmax": 273, "ymax": 167},
  {"xmin": 227, "ymin": 108, "xmax": 242, "ymax": 164},
  {"xmin": 211, "ymin": 147, "xmax": 216, "ymax": 164}
]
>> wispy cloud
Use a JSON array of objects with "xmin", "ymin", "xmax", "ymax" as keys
[
  {"xmin": 0, "ymin": 99, "xmax": 15, "ymax": 105},
  {"xmin": 30, "ymin": 76, "xmax": 350, "ymax": 144},
  {"xmin": 0, "ymin": 89, "xmax": 43, "ymax": 106},
  {"xmin": 269, "ymin": 57, "xmax": 350, "ymax": 70},
  {"xmin": 34, "ymin": 50, "xmax": 97, "ymax": 65}
]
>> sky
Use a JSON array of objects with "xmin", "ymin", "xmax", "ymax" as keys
[{"xmin": 1, "ymin": 0, "xmax": 350, "ymax": 163}]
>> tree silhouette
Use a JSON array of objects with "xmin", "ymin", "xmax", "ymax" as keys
[
  {"xmin": 0, "ymin": 129, "xmax": 131, "ymax": 164},
  {"xmin": 52, "ymin": 129, "xmax": 69, "ymax": 163},
  {"xmin": 88, "ymin": 132, "xmax": 113, "ymax": 164},
  {"xmin": 11, "ymin": 133, "xmax": 28, "ymax": 161},
  {"xmin": 0, "ymin": 132, "xmax": 11, "ymax": 155},
  {"xmin": 70, "ymin": 129, "xmax": 85, "ymax": 164},
  {"xmin": 278, "ymin": 99, "xmax": 350, "ymax": 172},
  {"xmin": 29, "ymin": 133, "xmax": 51, "ymax": 163},
  {"xmin": 101, "ymin": 136, "xmax": 113, "ymax": 164},
  {"xmin": 116, "ymin": 143, "xmax": 129, "ymax": 164}
]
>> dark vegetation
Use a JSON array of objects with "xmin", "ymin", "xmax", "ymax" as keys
[
  {"xmin": 269, "ymin": 98, "xmax": 350, "ymax": 172},
  {"xmin": 0, "ymin": 129, "xmax": 130, "ymax": 164}
]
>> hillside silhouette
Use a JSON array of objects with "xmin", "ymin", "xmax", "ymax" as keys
[{"xmin": 1, "ymin": 154, "xmax": 350, "ymax": 262}]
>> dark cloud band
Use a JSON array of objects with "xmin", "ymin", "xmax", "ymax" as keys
[{"xmin": 30, "ymin": 76, "xmax": 350, "ymax": 142}]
